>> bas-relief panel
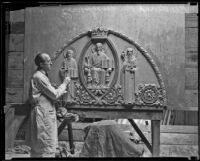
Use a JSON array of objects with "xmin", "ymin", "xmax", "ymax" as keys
[
  {"xmin": 25, "ymin": 5, "xmax": 188, "ymax": 108},
  {"xmin": 51, "ymin": 27, "xmax": 166, "ymax": 107}
]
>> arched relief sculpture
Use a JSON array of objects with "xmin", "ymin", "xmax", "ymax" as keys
[{"xmin": 53, "ymin": 27, "xmax": 166, "ymax": 107}]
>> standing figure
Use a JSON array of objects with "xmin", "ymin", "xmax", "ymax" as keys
[
  {"xmin": 27, "ymin": 52, "xmax": 71, "ymax": 157},
  {"xmin": 120, "ymin": 47, "xmax": 137, "ymax": 104},
  {"xmin": 89, "ymin": 43, "xmax": 109, "ymax": 87},
  {"xmin": 60, "ymin": 49, "xmax": 78, "ymax": 103}
]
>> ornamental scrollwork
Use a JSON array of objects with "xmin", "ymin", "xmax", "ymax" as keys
[
  {"xmin": 74, "ymin": 82, "xmax": 96, "ymax": 104},
  {"xmin": 101, "ymin": 84, "xmax": 124, "ymax": 105},
  {"xmin": 135, "ymin": 84, "xmax": 165, "ymax": 106}
]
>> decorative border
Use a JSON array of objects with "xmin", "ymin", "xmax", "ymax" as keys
[{"xmin": 52, "ymin": 27, "xmax": 167, "ymax": 106}]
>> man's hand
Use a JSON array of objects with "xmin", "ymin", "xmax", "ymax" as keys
[{"xmin": 63, "ymin": 76, "xmax": 71, "ymax": 85}]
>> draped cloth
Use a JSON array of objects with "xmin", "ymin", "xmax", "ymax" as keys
[{"xmin": 79, "ymin": 120, "xmax": 144, "ymax": 157}]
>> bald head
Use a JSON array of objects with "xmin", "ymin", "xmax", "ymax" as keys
[
  {"xmin": 35, "ymin": 53, "xmax": 48, "ymax": 67},
  {"xmin": 35, "ymin": 53, "xmax": 52, "ymax": 71}
]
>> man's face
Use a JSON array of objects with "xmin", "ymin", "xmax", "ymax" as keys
[
  {"xmin": 127, "ymin": 48, "xmax": 133, "ymax": 57},
  {"xmin": 66, "ymin": 50, "xmax": 73, "ymax": 59},
  {"xmin": 40, "ymin": 54, "xmax": 52, "ymax": 72},
  {"xmin": 96, "ymin": 43, "xmax": 102, "ymax": 51}
]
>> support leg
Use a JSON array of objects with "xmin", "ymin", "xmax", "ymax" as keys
[
  {"xmin": 67, "ymin": 122, "xmax": 75, "ymax": 154},
  {"xmin": 151, "ymin": 120, "xmax": 160, "ymax": 157}
]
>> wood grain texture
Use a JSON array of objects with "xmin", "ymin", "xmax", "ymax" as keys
[
  {"xmin": 185, "ymin": 13, "xmax": 198, "ymax": 28},
  {"xmin": 185, "ymin": 90, "xmax": 198, "ymax": 107},
  {"xmin": 6, "ymin": 88, "xmax": 23, "ymax": 103},
  {"xmin": 5, "ymin": 107, "xmax": 15, "ymax": 150},
  {"xmin": 185, "ymin": 68, "xmax": 198, "ymax": 90},
  {"xmin": 185, "ymin": 28, "xmax": 198, "ymax": 48},
  {"xmin": 10, "ymin": 9, "xmax": 25, "ymax": 22},
  {"xmin": 68, "ymin": 109, "xmax": 163, "ymax": 120},
  {"xmin": 7, "ymin": 70, "xmax": 23, "ymax": 87},
  {"xmin": 185, "ymin": 48, "xmax": 198, "ymax": 67},
  {"xmin": 8, "ymin": 52, "xmax": 24, "ymax": 69},
  {"xmin": 147, "ymin": 133, "xmax": 198, "ymax": 145},
  {"xmin": 10, "ymin": 22, "xmax": 25, "ymax": 34},
  {"xmin": 61, "ymin": 123, "xmax": 198, "ymax": 133},
  {"xmin": 9, "ymin": 34, "xmax": 24, "ymax": 52}
]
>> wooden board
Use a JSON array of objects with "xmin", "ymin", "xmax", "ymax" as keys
[
  {"xmin": 9, "ymin": 34, "xmax": 24, "ymax": 52},
  {"xmin": 8, "ymin": 52, "xmax": 24, "ymax": 69},
  {"xmin": 185, "ymin": 68, "xmax": 198, "ymax": 90},
  {"xmin": 62, "ymin": 122, "xmax": 198, "ymax": 133},
  {"xmin": 147, "ymin": 133, "xmax": 198, "ymax": 145},
  {"xmin": 69, "ymin": 109, "xmax": 163, "ymax": 120},
  {"xmin": 7, "ymin": 70, "xmax": 23, "ymax": 87},
  {"xmin": 6, "ymin": 88, "xmax": 23, "ymax": 103},
  {"xmin": 5, "ymin": 107, "xmax": 15, "ymax": 150},
  {"xmin": 185, "ymin": 13, "xmax": 198, "ymax": 28},
  {"xmin": 185, "ymin": 90, "xmax": 198, "ymax": 107},
  {"xmin": 185, "ymin": 28, "xmax": 198, "ymax": 48},
  {"xmin": 9, "ymin": 9, "xmax": 24, "ymax": 22},
  {"xmin": 185, "ymin": 48, "xmax": 198, "ymax": 68},
  {"xmin": 10, "ymin": 22, "xmax": 25, "ymax": 34}
]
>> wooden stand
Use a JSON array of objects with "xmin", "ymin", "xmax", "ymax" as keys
[{"xmin": 60, "ymin": 105, "xmax": 164, "ymax": 157}]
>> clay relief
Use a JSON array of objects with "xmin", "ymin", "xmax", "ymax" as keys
[
  {"xmin": 55, "ymin": 27, "xmax": 166, "ymax": 106},
  {"xmin": 59, "ymin": 49, "xmax": 78, "ymax": 103}
]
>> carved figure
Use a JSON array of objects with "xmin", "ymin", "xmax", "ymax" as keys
[
  {"xmin": 60, "ymin": 49, "xmax": 78, "ymax": 79},
  {"xmin": 120, "ymin": 47, "xmax": 137, "ymax": 104},
  {"xmin": 85, "ymin": 43, "xmax": 113, "ymax": 88},
  {"xmin": 60, "ymin": 49, "xmax": 78, "ymax": 103}
]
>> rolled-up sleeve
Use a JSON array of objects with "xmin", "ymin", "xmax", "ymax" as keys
[{"xmin": 35, "ymin": 76, "xmax": 67, "ymax": 101}]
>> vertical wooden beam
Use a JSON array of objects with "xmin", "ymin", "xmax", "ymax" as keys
[
  {"xmin": 151, "ymin": 120, "xmax": 160, "ymax": 157},
  {"xmin": 67, "ymin": 122, "xmax": 75, "ymax": 154},
  {"xmin": 58, "ymin": 117, "xmax": 75, "ymax": 154},
  {"xmin": 5, "ymin": 107, "xmax": 15, "ymax": 151}
]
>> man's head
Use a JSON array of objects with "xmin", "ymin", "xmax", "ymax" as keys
[
  {"xmin": 127, "ymin": 47, "xmax": 133, "ymax": 57},
  {"xmin": 96, "ymin": 43, "xmax": 103, "ymax": 52},
  {"xmin": 35, "ymin": 53, "xmax": 52, "ymax": 72},
  {"xmin": 64, "ymin": 50, "xmax": 73, "ymax": 59}
]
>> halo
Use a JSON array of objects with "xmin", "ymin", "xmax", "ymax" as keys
[
  {"xmin": 123, "ymin": 45, "xmax": 138, "ymax": 57},
  {"xmin": 63, "ymin": 46, "xmax": 77, "ymax": 58}
]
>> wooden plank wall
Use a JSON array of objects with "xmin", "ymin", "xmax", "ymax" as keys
[
  {"xmin": 172, "ymin": 8, "xmax": 198, "ymax": 125},
  {"xmin": 5, "ymin": 9, "xmax": 26, "ymax": 151},
  {"xmin": 6, "ymin": 9, "xmax": 25, "ymax": 103}
]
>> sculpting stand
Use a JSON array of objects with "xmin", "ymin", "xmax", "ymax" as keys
[{"xmin": 67, "ymin": 105, "xmax": 163, "ymax": 157}]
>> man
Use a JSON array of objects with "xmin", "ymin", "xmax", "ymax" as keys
[
  {"xmin": 26, "ymin": 52, "xmax": 71, "ymax": 157},
  {"xmin": 89, "ymin": 43, "xmax": 109, "ymax": 86}
]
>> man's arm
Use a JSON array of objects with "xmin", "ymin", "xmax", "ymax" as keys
[{"xmin": 35, "ymin": 75, "xmax": 69, "ymax": 101}]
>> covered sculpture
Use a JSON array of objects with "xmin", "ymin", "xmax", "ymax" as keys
[{"xmin": 79, "ymin": 120, "xmax": 144, "ymax": 157}]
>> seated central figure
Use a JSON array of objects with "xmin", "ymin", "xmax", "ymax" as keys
[{"xmin": 89, "ymin": 42, "xmax": 109, "ymax": 87}]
